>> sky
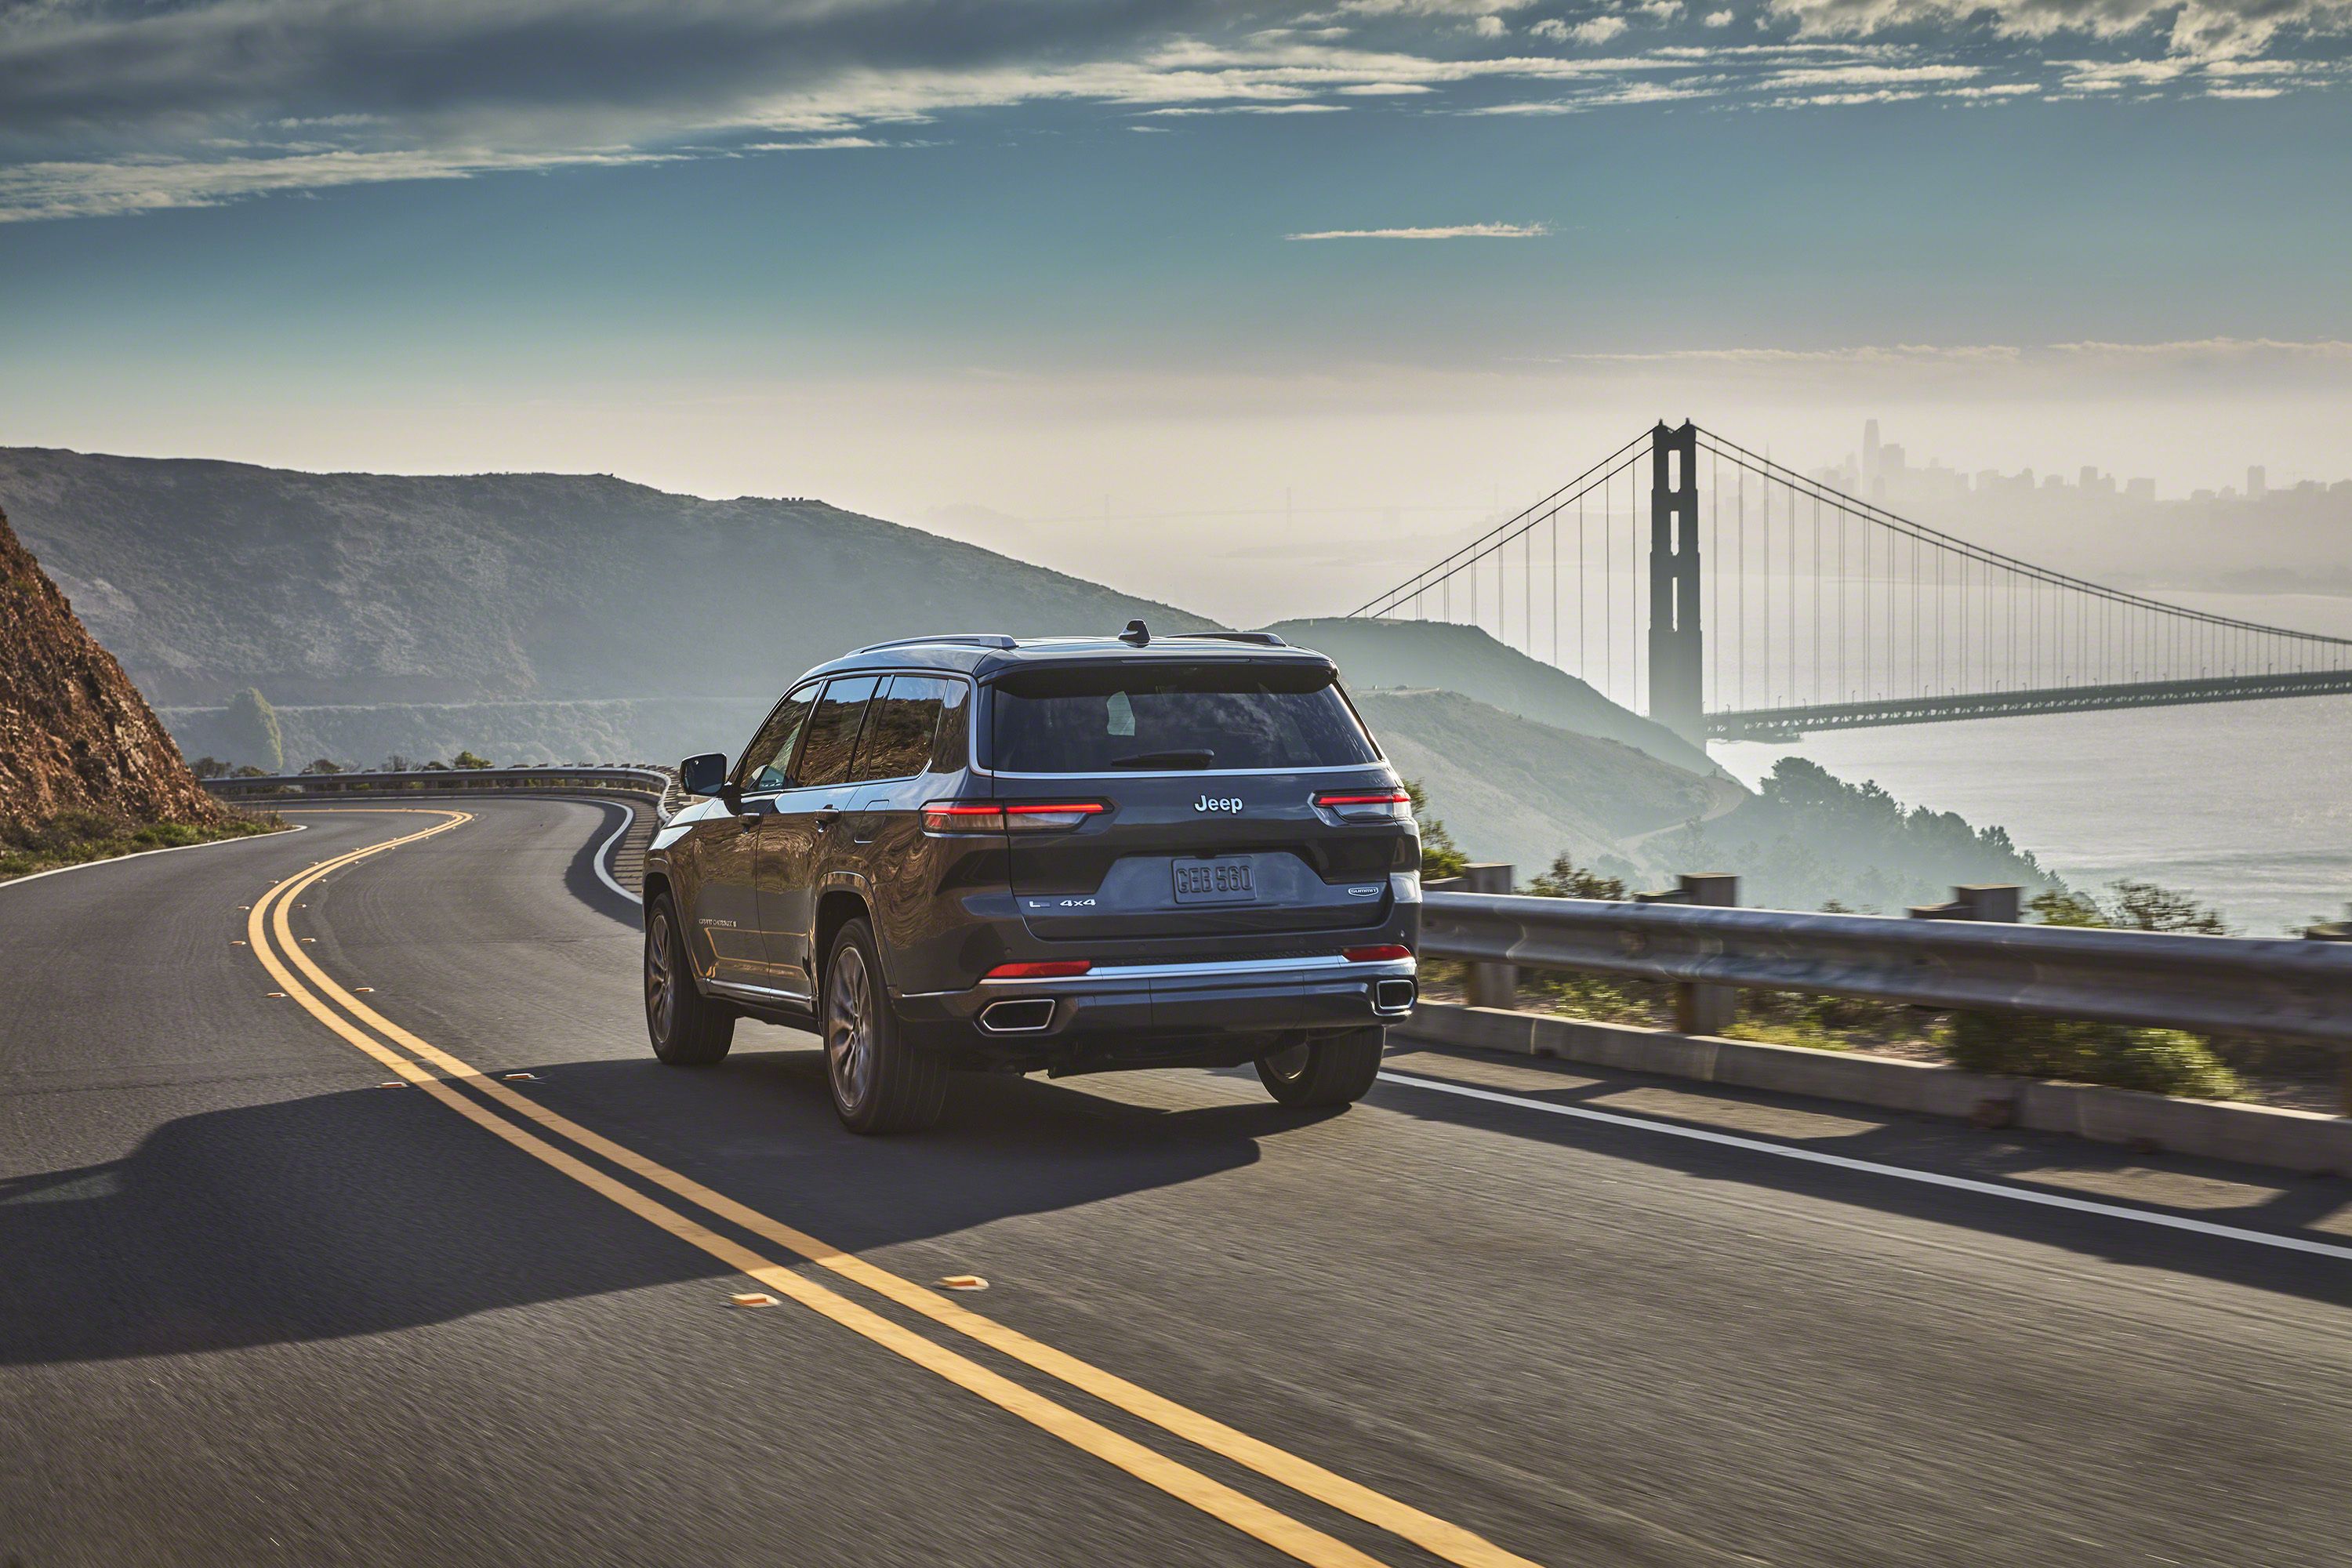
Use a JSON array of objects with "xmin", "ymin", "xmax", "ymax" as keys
[{"xmin": 3, "ymin": 0, "xmax": 2350, "ymax": 625}]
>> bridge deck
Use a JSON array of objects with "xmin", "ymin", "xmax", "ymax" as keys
[{"xmin": 1709, "ymin": 668, "xmax": 2352, "ymax": 739}]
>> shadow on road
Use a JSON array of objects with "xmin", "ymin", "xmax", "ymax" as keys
[
  {"xmin": 1372, "ymin": 1048, "xmax": 2352, "ymax": 1308},
  {"xmin": 0, "ymin": 1044, "xmax": 1305, "ymax": 1368}
]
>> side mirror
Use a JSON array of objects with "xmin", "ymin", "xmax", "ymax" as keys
[{"xmin": 679, "ymin": 752, "xmax": 728, "ymax": 797}]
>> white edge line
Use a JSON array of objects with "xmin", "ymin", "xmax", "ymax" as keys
[
  {"xmin": 0, "ymin": 820, "xmax": 310, "ymax": 892},
  {"xmin": 591, "ymin": 799, "xmax": 642, "ymax": 906},
  {"xmin": 1374, "ymin": 1068, "xmax": 2352, "ymax": 1264}
]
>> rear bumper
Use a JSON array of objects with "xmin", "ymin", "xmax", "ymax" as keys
[{"xmin": 898, "ymin": 953, "xmax": 1417, "ymax": 1049}]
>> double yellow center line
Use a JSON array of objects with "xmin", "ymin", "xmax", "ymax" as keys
[{"xmin": 248, "ymin": 810, "xmax": 1544, "ymax": 1568}]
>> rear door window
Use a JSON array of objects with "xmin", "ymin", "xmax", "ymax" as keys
[
  {"xmin": 794, "ymin": 677, "xmax": 879, "ymax": 788},
  {"xmin": 850, "ymin": 675, "xmax": 957, "ymax": 782},
  {"xmin": 987, "ymin": 662, "xmax": 1378, "ymax": 773}
]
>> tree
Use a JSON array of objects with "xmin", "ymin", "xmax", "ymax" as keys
[
  {"xmin": 1525, "ymin": 853, "xmax": 1628, "ymax": 901},
  {"xmin": 452, "ymin": 749, "xmax": 491, "ymax": 770},
  {"xmin": 1402, "ymin": 779, "xmax": 1466, "ymax": 880},
  {"xmin": 230, "ymin": 764, "xmax": 267, "ymax": 779},
  {"xmin": 223, "ymin": 688, "xmax": 283, "ymax": 774},
  {"xmin": 187, "ymin": 756, "xmax": 229, "ymax": 779},
  {"xmin": 381, "ymin": 753, "xmax": 412, "ymax": 773},
  {"xmin": 299, "ymin": 757, "xmax": 345, "ymax": 776},
  {"xmin": 2031, "ymin": 880, "xmax": 2230, "ymax": 934}
]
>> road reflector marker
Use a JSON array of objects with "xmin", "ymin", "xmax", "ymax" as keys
[
  {"xmin": 503, "ymin": 1071, "xmax": 541, "ymax": 1082},
  {"xmin": 730, "ymin": 1292, "xmax": 780, "ymax": 1308},
  {"xmin": 301, "ymin": 937, "xmax": 318, "ymax": 944},
  {"xmin": 938, "ymin": 1276, "xmax": 989, "ymax": 1291},
  {"xmin": 230, "ymin": 939, "xmax": 247, "ymax": 946},
  {"xmin": 265, "ymin": 991, "xmax": 286, "ymax": 998},
  {"xmin": 378, "ymin": 1081, "xmax": 407, "ymax": 1090},
  {"xmin": 354, "ymin": 986, "xmax": 374, "ymax": 993}
]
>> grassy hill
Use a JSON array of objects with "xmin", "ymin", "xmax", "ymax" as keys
[
  {"xmin": 1351, "ymin": 688, "xmax": 1738, "ymax": 880},
  {"xmin": 1266, "ymin": 617, "xmax": 1718, "ymax": 775},
  {"xmin": 0, "ymin": 448, "xmax": 1211, "ymax": 710}
]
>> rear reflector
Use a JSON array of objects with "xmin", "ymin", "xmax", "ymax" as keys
[
  {"xmin": 922, "ymin": 800, "xmax": 1107, "ymax": 833},
  {"xmin": 1341, "ymin": 944, "xmax": 1413, "ymax": 963},
  {"xmin": 985, "ymin": 960, "xmax": 1093, "ymax": 980}
]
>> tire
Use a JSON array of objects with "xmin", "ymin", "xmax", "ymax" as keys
[
  {"xmin": 644, "ymin": 892, "xmax": 734, "ymax": 1066},
  {"xmin": 823, "ymin": 917, "xmax": 948, "ymax": 1134},
  {"xmin": 1255, "ymin": 1026, "xmax": 1385, "ymax": 1108}
]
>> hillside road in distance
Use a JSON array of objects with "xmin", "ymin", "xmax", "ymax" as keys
[{"xmin": 5, "ymin": 798, "xmax": 2351, "ymax": 1567}]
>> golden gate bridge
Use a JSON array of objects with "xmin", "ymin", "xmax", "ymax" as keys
[{"xmin": 1348, "ymin": 422, "xmax": 2352, "ymax": 746}]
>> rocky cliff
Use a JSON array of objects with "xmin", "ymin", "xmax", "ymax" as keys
[{"xmin": 0, "ymin": 506, "xmax": 223, "ymax": 832}]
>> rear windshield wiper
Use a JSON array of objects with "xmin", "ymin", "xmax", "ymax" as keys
[{"xmin": 1105, "ymin": 749, "xmax": 1217, "ymax": 769}]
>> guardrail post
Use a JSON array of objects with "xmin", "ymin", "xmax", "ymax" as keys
[
  {"xmin": 2311, "ymin": 909, "xmax": 2352, "ymax": 1113},
  {"xmin": 1679, "ymin": 873, "xmax": 1738, "ymax": 1035},
  {"xmin": 1461, "ymin": 863, "xmax": 1517, "ymax": 1011},
  {"xmin": 1908, "ymin": 884, "xmax": 2022, "ymax": 923},
  {"xmin": 1637, "ymin": 873, "xmax": 1739, "ymax": 1034}
]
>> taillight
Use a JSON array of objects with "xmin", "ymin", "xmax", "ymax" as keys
[
  {"xmin": 985, "ymin": 960, "xmax": 1093, "ymax": 980},
  {"xmin": 1342, "ymin": 944, "xmax": 1413, "ymax": 963},
  {"xmin": 920, "ymin": 800, "xmax": 1107, "ymax": 833},
  {"xmin": 1313, "ymin": 787, "xmax": 1411, "ymax": 822}
]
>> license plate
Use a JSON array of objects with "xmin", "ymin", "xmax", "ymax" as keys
[{"xmin": 1172, "ymin": 856, "xmax": 1256, "ymax": 905}]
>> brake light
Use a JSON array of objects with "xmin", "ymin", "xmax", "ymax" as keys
[
  {"xmin": 1313, "ymin": 787, "xmax": 1412, "ymax": 822},
  {"xmin": 1342, "ymin": 945, "xmax": 1412, "ymax": 963},
  {"xmin": 920, "ymin": 800, "xmax": 1107, "ymax": 833},
  {"xmin": 985, "ymin": 960, "xmax": 1093, "ymax": 980}
]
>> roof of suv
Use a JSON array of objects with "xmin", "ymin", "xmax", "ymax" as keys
[{"xmin": 806, "ymin": 627, "xmax": 1336, "ymax": 682}]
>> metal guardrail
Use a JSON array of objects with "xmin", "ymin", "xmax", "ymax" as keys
[
  {"xmin": 204, "ymin": 766, "xmax": 684, "ymax": 820},
  {"xmin": 1420, "ymin": 891, "xmax": 2352, "ymax": 1048}
]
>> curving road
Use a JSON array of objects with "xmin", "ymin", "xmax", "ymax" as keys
[{"xmin": 5, "ymin": 797, "xmax": 2351, "ymax": 1566}]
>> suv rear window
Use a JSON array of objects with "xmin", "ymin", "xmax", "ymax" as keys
[{"xmin": 987, "ymin": 662, "xmax": 1378, "ymax": 774}]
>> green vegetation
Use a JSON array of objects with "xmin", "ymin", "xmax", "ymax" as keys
[
  {"xmin": 1, "ymin": 809, "xmax": 285, "ymax": 882},
  {"xmin": 1403, "ymin": 779, "xmax": 1466, "ymax": 880},
  {"xmin": 1472, "ymin": 817, "xmax": 2246, "ymax": 1099},
  {"xmin": 222, "ymin": 688, "xmax": 283, "ymax": 773},
  {"xmin": 1944, "ymin": 1014, "xmax": 2239, "ymax": 1099},
  {"xmin": 452, "ymin": 749, "xmax": 491, "ymax": 770},
  {"xmin": 1653, "ymin": 757, "xmax": 2054, "ymax": 913}
]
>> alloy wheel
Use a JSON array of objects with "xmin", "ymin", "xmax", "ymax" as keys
[
  {"xmin": 827, "ymin": 943, "xmax": 875, "ymax": 1109},
  {"xmin": 646, "ymin": 909, "xmax": 677, "ymax": 1039}
]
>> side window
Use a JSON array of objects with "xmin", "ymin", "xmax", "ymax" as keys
[
  {"xmin": 733, "ymin": 686, "xmax": 816, "ymax": 793},
  {"xmin": 793, "ymin": 677, "xmax": 878, "ymax": 789},
  {"xmin": 929, "ymin": 679, "xmax": 972, "ymax": 774},
  {"xmin": 850, "ymin": 676, "xmax": 955, "ymax": 782}
]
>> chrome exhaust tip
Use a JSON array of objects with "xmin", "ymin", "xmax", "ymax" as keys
[
  {"xmin": 1373, "ymin": 978, "xmax": 1417, "ymax": 1014},
  {"xmin": 978, "ymin": 998, "xmax": 1056, "ymax": 1034}
]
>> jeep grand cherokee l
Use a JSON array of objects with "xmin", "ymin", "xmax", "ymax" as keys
[{"xmin": 641, "ymin": 624, "xmax": 1419, "ymax": 1133}]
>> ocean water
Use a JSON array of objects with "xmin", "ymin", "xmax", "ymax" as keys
[{"xmin": 1714, "ymin": 691, "xmax": 2352, "ymax": 936}]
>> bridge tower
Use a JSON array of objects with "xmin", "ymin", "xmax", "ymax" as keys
[{"xmin": 1647, "ymin": 420, "xmax": 1705, "ymax": 746}]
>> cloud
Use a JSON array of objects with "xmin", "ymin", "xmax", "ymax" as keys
[
  {"xmin": 1762, "ymin": 0, "xmax": 2352, "ymax": 61},
  {"xmin": 1532, "ymin": 14, "xmax": 1634, "ymax": 42},
  {"xmin": 2, "ymin": 0, "xmax": 2343, "ymax": 222},
  {"xmin": 1285, "ymin": 220, "xmax": 1550, "ymax": 238}
]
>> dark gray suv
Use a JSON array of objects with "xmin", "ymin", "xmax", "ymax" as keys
[{"xmin": 641, "ymin": 624, "xmax": 1420, "ymax": 1133}]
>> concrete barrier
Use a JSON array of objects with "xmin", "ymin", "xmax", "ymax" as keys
[{"xmin": 1394, "ymin": 1000, "xmax": 2352, "ymax": 1176}]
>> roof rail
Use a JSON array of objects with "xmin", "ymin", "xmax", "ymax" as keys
[
  {"xmin": 1162, "ymin": 630, "xmax": 1289, "ymax": 648},
  {"xmin": 851, "ymin": 633, "xmax": 1019, "ymax": 654}
]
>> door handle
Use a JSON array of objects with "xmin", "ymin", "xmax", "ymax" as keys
[
  {"xmin": 735, "ymin": 811, "xmax": 762, "ymax": 832},
  {"xmin": 813, "ymin": 805, "xmax": 843, "ymax": 831}
]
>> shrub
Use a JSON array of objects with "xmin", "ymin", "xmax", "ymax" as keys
[
  {"xmin": 1403, "ymin": 779, "xmax": 1465, "ymax": 880},
  {"xmin": 452, "ymin": 749, "xmax": 492, "ymax": 770},
  {"xmin": 1944, "ymin": 1013, "xmax": 2239, "ymax": 1099},
  {"xmin": 1524, "ymin": 853, "xmax": 1627, "ymax": 901},
  {"xmin": 223, "ymin": 688, "xmax": 283, "ymax": 774}
]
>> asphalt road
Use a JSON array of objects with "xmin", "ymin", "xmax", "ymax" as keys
[{"xmin": 5, "ymin": 797, "xmax": 2351, "ymax": 1567}]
